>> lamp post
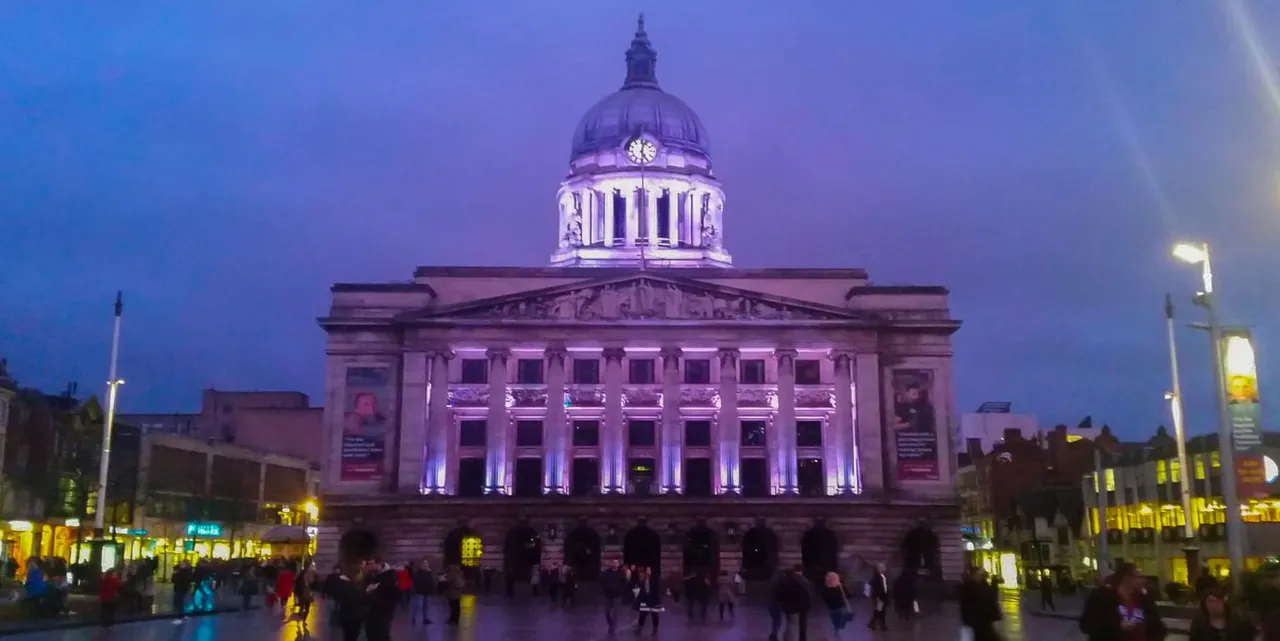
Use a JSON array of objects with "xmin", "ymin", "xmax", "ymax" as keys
[
  {"xmin": 1173, "ymin": 242, "xmax": 1246, "ymax": 589},
  {"xmin": 1165, "ymin": 293, "xmax": 1200, "ymax": 582},
  {"xmin": 94, "ymin": 292, "xmax": 125, "ymax": 535}
]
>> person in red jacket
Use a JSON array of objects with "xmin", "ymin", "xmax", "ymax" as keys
[
  {"xmin": 275, "ymin": 566, "xmax": 296, "ymax": 620},
  {"xmin": 396, "ymin": 565, "xmax": 412, "ymax": 608},
  {"xmin": 99, "ymin": 569, "xmax": 122, "ymax": 628}
]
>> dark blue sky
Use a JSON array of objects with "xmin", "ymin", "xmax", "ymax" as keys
[{"xmin": 3, "ymin": 2, "xmax": 1279, "ymax": 440}]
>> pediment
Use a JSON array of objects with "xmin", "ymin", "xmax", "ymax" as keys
[{"xmin": 405, "ymin": 275, "xmax": 872, "ymax": 323}]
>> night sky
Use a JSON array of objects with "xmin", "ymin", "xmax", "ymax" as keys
[{"xmin": 3, "ymin": 2, "xmax": 1279, "ymax": 441}]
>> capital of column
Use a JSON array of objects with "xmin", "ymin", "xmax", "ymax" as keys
[
  {"xmin": 425, "ymin": 347, "xmax": 454, "ymax": 361},
  {"xmin": 717, "ymin": 348, "xmax": 740, "ymax": 369},
  {"xmin": 827, "ymin": 349, "xmax": 855, "ymax": 369},
  {"xmin": 773, "ymin": 348, "xmax": 797, "ymax": 372},
  {"xmin": 602, "ymin": 347, "xmax": 627, "ymax": 362},
  {"xmin": 544, "ymin": 346, "xmax": 568, "ymax": 367},
  {"xmin": 661, "ymin": 347, "xmax": 683, "ymax": 368},
  {"xmin": 486, "ymin": 347, "xmax": 511, "ymax": 363}
]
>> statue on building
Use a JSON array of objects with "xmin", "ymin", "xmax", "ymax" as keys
[{"xmin": 700, "ymin": 207, "xmax": 720, "ymax": 249}]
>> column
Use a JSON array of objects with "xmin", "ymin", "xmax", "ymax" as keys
[
  {"xmin": 854, "ymin": 352, "xmax": 885, "ymax": 492},
  {"xmin": 603, "ymin": 348, "xmax": 626, "ymax": 493},
  {"xmin": 647, "ymin": 188, "xmax": 659, "ymax": 246},
  {"xmin": 605, "ymin": 189, "xmax": 616, "ymax": 245},
  {"xmin": 660, "ymin": 347, "xmax": 683, "ymax": 493},
  {"xmin": 830, "ymin": 350, "xmax": 855, "ymax": 494},
  {"xmin": 718, "ymin": 348, "xmax": 740, "ymax": 493},
  {"xmin": 423, "ymin": 350, "xmax": 452, "ymax": 493},
  {"xmin": 397, "ymin": 350, "xmax": 429, "ymax": 493},
  {"xmin": 485, "ymin": 348, "xmax": 510, "ymax": 494},
  {"xmin": 774, "ymin": 348, "xmax": 798, "ymax": 493},
  {"xmin": 667, "ymin": 191, "xmax": 679, "ymax": 247},
  {"xmin": 628, "ymin": 189, "xmax": 641, "ymax": 245},
  {"xmin": 545, "ymin": 347, "xmax": 568, "ymax": 494}
]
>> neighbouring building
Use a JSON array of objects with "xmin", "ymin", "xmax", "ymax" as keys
[
  {"xmin": 121, "ymin": 389, "xmax": 324, "ymax": 466},
  {"xmin": 133, "ymin": 433, "xmax": 320, "ymax": 578},
  {"xmin": 959, "ymin": 404, "xmax": 1098, "ymax": 455},
  {"xmin": 958, "ymin": 424, "xmax": 1098, "ymax": 587},
  {"xmin": 1081, "ymin": 428, "xmax": 1280, "ymax": 586},
  {"xmin": 316, "ymin": 17, "xmax": 963, "ymax": 584}
]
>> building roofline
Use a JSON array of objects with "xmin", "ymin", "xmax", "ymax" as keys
[
  {"xmin": 409, "ymin": 266, "xmax": 871, "ymax": 280},
  {"xmin": 846, "ymin": 285, "xmax": 950, "ymax": 299}
]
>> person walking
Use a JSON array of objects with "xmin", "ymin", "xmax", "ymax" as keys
[
  {"xmin": 717, "ymin": 570, "xmax": 738, "ymax": 620},
  {"xmin": 959, "ymin": 567, "xmax": 1003, "ymax": 641},
  {"xmin": 410, "ymin": 559, "xmax": 434, "ymax": 625},
  {"xmin": 775, "ymin": 565, "xmax": 812, "ymax": 641},
  {"xmin": 364, "ymin": 561, "xmax": 398, "ymax": 641},
  {"xmin": 170, "ymin": 561, "xmax": 193, "ymax": 624},
  {"xmin": 99, "ymin": 568, "xmax": 122, "ymax": 629},
  {"xmin": 821, "ymin": 571, "xmax": 854, "ymax": 636},
  {"xmin": 294, "ymin": 564, "xmax": 317, "ymax": 627},
  {"xmin": 275, "ymin": 564, "xmax": 296, "ymax": 621},
  {"xmin": 599, "ymin": 560, "xmax": 627, "ymax": 635},
  {"xmin": 1188, "ymin": 587, "xmax": 1255, "ymax": 641},
  {"xmin": 332, "ymin": 563, "xmax": 369, "ymax": 641},
  {"xmin": 237, "ymin": 565, "xmax": 259, "ymax": 611},
  {"xmin": 1079, "ymin": 563, "xmax": 1167, "ymax": 641},
  {"xmin": 633, "ymin": 567, "xmax": 663, "ymax": 635},
  {"xmin": 444, "ymin": 565, "xmax": 464, "ymax": 625},
  {"xmin": 866, "ymin": 562, "xmax": 890, "ymax": 632},
  {"xmin": 892, "ymin": 571, "xmax": 917, "ymax": 621},
  {"xmin": 1038, "ymin": 573, "xmax": 1055, "ymax": 612}
]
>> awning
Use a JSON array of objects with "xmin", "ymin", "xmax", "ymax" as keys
[{"xmin": 260, "ymin": 525, "xmax": 311, "ymax": 544}]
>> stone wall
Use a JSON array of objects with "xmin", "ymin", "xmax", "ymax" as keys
[{"xmin": 314, "ymin": 496, "xmax": 961, "ymax": 582}]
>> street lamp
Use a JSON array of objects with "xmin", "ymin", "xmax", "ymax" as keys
[
  {"xmin": 1172, "ymin": 241, "xmax": 1245, "ymax": 589},
  {"xmin": 1163, "ymin": 295, "xmax": 1196, "ymax": 547}
]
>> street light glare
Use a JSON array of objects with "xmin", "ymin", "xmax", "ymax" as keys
[{"xmin": 1173, "ymin": 243, "xmax": 1208, "ymax": 264}]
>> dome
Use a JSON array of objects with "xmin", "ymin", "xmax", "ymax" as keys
[
  {"xmin": 568, "ymin": 15, "xmax": 710, "ymax": 163},
  {"xmin": 571, "ymin": 88, "xmax": 710, "ymax": 161}
]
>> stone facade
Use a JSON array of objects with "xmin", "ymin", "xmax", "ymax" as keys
[{"xmin": 316, "ymin": 268, "xmax": 963, "ymax": 581}]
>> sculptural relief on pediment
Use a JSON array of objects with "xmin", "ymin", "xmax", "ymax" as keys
[
  {"xmin": 796, "ymin": 389, "xmax": 836, "ymax": 409},
  {"xmin": 565, "ymin": 386, "xmax": 605, "ymax": 407},
  {"xmin": 680, "ymin": 388, "xmax": 721, "ymax": 408},
  {"xmin": 448, "ymin": 387, "xmax": 489, "ymax": 408},
  {"xmin": 737, "ymin": 388, "xmax": 777, "ymax": 408},
  {"xmin": 510, "ymin": 388, "xmax": 548, "ymax": 408},
  {"xmin": 453, "ymin": 279, "xmax": 847, "ymax": 322},
  {"xmin": 623, "ymin": 388, "xmax": 663, "ymax": 408}
]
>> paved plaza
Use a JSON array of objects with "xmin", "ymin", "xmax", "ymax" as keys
[{"xmin": 1, "ymin": 589, "xmax": 1187, "ymax": 640}]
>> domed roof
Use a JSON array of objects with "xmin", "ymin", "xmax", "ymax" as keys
[{"xmin": 569, "ymin": 16, "xmax": 710, "ymax": 162}]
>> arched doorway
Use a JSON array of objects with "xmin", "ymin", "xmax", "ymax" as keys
[
  {"xmin": 740, "ymin": 526, "xmax": 779, "ymax": 580},
  {"xmin": 503, "ymin": 526, "xmax": 542, "ymax": 581},
  {"xmin": 443, "ymin": 527, "xmax": 484, "ymax": 570},
  {"xmin": 800, "ymin": 525, "xmax": 839, "ymax": 582},
  {"xmin": 338, "ymin": 529, "xmax": 379, "ymax": 565},
  {"xmin": 564, "ymin": 526, "xmax": 602, "ymax": 580},
  {"xmin": 622, "ymin": 525, "xmax": 662, "ymax": 577},
  {"xmin": 682, "ymin": 525, "xmax": 719, "ymax": 575}
]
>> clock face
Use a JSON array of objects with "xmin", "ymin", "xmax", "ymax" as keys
[{"xmin": 626, "ymin": 138, "xmax": 657, "ymax": 165}]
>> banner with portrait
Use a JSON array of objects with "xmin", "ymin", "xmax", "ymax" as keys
[
  {"xmin": 341, "ymin": 367, "xmax": 393, "ymax": 481},
  {"xmin": 1220, "ymin": 330, "xmax": 1268, "ymax": 500},
  {"xmin": 891, "ymin": 369, "xmax": 940, "ymax": 481}
]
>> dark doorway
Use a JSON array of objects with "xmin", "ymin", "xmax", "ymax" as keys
[
  {"xmin": 683, "ymin": 525, "xmax": 719, "ymax": 575},
  {"xmin": 503, "ymin": 526, "xmax": 542, "ymax": 581},
  {"xmin": 623, "ymin": 525, "xmax": 662, "ymax": 577},
  {"xmin": 564, "ymin": 526, "xmax": 602, "ymax": 580},
  {"xmin": 443, "ymin": 527, "xmax": 484, "ymax": 569},
  {"xmin": 338, "ymin": 529, "xmax": 378, "ymax": 565},
  {"xmin": 800, "ymin": 526, "xmax": 839, "ymax": 581},
  {"xmin": 740, "ymin": 526, "xmax": 779, "ymax": 580}
]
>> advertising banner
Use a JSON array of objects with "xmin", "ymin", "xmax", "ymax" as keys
[
  {"xmin": 341, "ymin": 367, "xmax": 392, "ymax": 481},
  {"xmin": 891, "ymin": 369, "xmax": 940, "ymax": 481},
  {"xmin": 1220, "ymin": 329, "xmax": 1268, "ymax": 500}
]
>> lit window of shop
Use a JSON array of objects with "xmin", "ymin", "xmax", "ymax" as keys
[
  {"xmin": 1105, "ymin": 507, "xmax": 1123, "ymax": 530},
  {"xmin": 1156, "ymin": 460, "xmax": 1167, "ymax": 484},
  {"xmin": 1194, "ymin": 456, "xmax": 1206, "ymax": 480},
  {"xmin": 1159, "ymin": 505, "xmax": 1185, "ymax": 528},
  {"xmin": 1211, "ymin": 451, "xmax": 1220, "ymax": 468},
  {"xmin": 1104, "ymin": 468, "xmax": 1116, "ymax": 492},
  {"xmin": 1169, "ymin": 459, "xmax": 1180, "ymax": 482}
]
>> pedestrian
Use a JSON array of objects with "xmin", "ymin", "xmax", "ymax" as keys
[
  {"xmin": 410, "ymin": 559, "xmax": 434, "ymax": 625},
  {"xmin": 633, "ymin": 567, "xmax": 663, "ymax": 635},
  {"xmin": 893, "ymin": 571, "xmax": 917, "ymax": 621},
  {"xmin": 332, "ymin": 562, "xmax": 369, "ymax": 641},
  {"xmin": 866, "ymin": 562, "xmax": 890, "ymax": 631},
  {"xmin": 322, "ymin": 564, "xmax": 343, "ymax": 627},
  {"xmin": 530, "ymin": 565, "xmax": 540, "ymax": 597},
  {"xmin": 821, "ymin": 571, "xmax": 853, "ymax": 635},
  {"xmin": 295, "ymin": 564, "xmax": 317, "ymax": 624},
  {"xmin": 22, "ymin": 559, "xmax": 46, "ymax": 619},
  {"xmin": 547, "ymin": 564, "xmax": 562, "ymax": 606},
  {"xmin": 276, "ymin": 564, "xmax": 296, "ymax": 620},
  {"xmin": 1079, "ymin": 562, "xmax": 1167, "ymax": 641},
  {"xmin": 363, "ymin": 560, "xmax": 398, "ymax": 641},
  {"xmin": 99, "ymin": 568, "xmax": 121, "ymax": 629},
  {"xmin": 717, "ymin": 570, "xmax": 737, "ymax": 620},
  {"xmin": 776, "ymin": 565, "xmax": 811, "ymax": 641},
  {"xmin": 959, "ymin": 567, "xmax": 1002, "ymax": 641},
  {"xmin": 170, "ymin": 561, "xmax": 193, "ymax": 624},
  {"xmin": 1188, "ymin": 587, "xmax": 1254, "ymax": 641},
  {"xmin": 444, "ymin": 565, "xmax": 464, "ymax": 624},
  {"xmin": 599, "ymin": 560, "xmax": 627, "ymax": 634},
  {"xmin": 562, "ymin": 567, "xmax": 578, "ymax": 608},
  {"xmin": 238, "ymin": 565, "xmax": 259, "ymax": 610},
  {"xmin": 1039, "ymin": 573, "xmax": 1055, "ymax": 612},
  {"xmin": 767, "ymin": 569, "xmax": 784, "ymax": 641},
  {"xmin": 396, "ymin": 563, "xmax": 412, "ymax": 608}
]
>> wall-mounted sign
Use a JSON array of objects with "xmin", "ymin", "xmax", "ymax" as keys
[{"xmin": 185, "ymin": 522, "xmax": 222, "ymax": 538}]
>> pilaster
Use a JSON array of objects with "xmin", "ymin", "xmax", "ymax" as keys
[
  {"xmin": 485, "ymin": 348, "xmax": 510, "ymax": 494},
  {"xmin": 855, "ymin": 352, "xmax": 885, "ymax": 492},
  {"xmin": 545, "ymin": 346, "xmax": 569, "ymax": 494},
  {"xmin": 717, "ymin": 348, "xmax": 740, "ymax": 494},
  {"xmin": 397, "ymin": 350, "xmax": 430, "ymax": 493},
  {"xmin": 660, "ymin": 347, "xmax": 683, "ymax": 493},
  {"xmin": 603, "ymin": 348, "xmax": 626, "ymax": 493},
  {"xmin": 425, "ymin": 350, "xmax": 453, "ymax": 494},
  {"xmin": 829, "ymin": 350, "xmax": 856, "ymax": 494},
  {"xmin": 774, "ymin": 348, "xmax": 798, "ymax": 494}
]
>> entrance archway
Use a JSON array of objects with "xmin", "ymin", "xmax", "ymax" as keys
[
  {"xmin": 338, "ymin": 529, "xmax": 379, "ymax": 565},
  {"xmin": 622, "ymin": 525, "xmax": 662, "ymax": 577},
  {"xmin": 800, "ymin": 525, "xmax": 839, "ymax": 581},
  {"xmin": 443, "ymin": 527, "xmax": 484, "ymax": 569},
  {"xmin": 564, "ymin": 526, "xmax": 602, "ymax": 580},
  {"xmin": 503, "ymin": 526, "xmax": 542, "ymax": 581},
  {"xmin": 682, "ymin": 525, "xmax": 719, "ymax": 575},
  {"xmin": 740, "ymin": 526, "xmax": 779, "ymax": 580}
]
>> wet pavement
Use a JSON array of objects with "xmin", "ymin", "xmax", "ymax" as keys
[{"xmin": 5, "ymin": 588, "xmax": 1187, "ymax": 640}]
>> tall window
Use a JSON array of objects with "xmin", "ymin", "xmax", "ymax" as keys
[
  {"xmin": 741, "ymin": 458, "xmax": 769, "ymax": 497},
  {"xmin": 612, "ymin": 190, "xmax": 626, "ymax": 240},
  {"xmin": 796, "ymin": 420, "xmax": 823, "ymax": 448},
  {"xmin": 459, "ymin": 420, "xmax": 487, "ymax": 447},
  {"xmin": 513, "ymin": 459, "xmax": 543, "ymax": 497},
  {"xmin": 458, "ymin": 458, "xmax": 486, "ymax": 497},
  {"xmin": 685, "ymin": 459, "xmax": 713, "ymax": 497},
  {"xmin": 572, "ymin": 359, "xmax": 600, "ymax": 384},
  {"xmin": 629, "ymin": 458, "xmax": 656, "ymax": 494},
  {"xmin": 684, "ymin": 359, "xmax": 711, "ymax": 384},
  {"xmin": 460, "ymin": 359, "xmax": 488, "ymax": 384},
  {"xmin": 636, "ymin": 189, "xmax": 649, "ymax": 239},
  {"xmin": 516, "ymin": 359, "xmax": 544, "ymax": 384},
  {"xmin": 628, "ymin": 420, "xmax": 657, "ymax": 447},
  {"xmin": 1156, "ymin": 460, "xmax": 1167, "ymax": 484},
  {"xmin": 656, "ymin": 189, "xmax": 671, "ymax": 241},
  {"xmin": 629, "ymin": 359, "xmax": 656, "ymax": 384},
  {"xmin": 1194, "ymin": 455, "xmax": 1206, "ymax": 480},
  {"xmin": 572, "ymin": 458, "xmax": 600, "ymax": 496},
  {"xmin": 740, "ymin": 359, "xmax": 766, "ymax": 384},
  {"xmin": 1169, "ymin": 459, "xmax": 1180, "ymax": 484},
  {"xmin": 794, "ymin": 360, "xmax": 822, "ymax": 385},
  {"xmin": 685, "ymin": 420, "xmax": 712, "ymax": 447},
  {"xmin": 740, "ymin": 420, "xmax": 767, "ymax": 446},
  {"xmin": 573, "ymin": 420, "xmax": 600, "ymax": 447},
  {"xmin": 797, "ymin": 458, "xmax": 824, "ymax": 496},
  {"xmin": 516, "ymin": 420, "xmax": 543, "ymax": 447}
]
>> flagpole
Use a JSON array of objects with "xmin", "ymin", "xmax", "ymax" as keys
[{"xmin": 93, "ymin": 291, "xmax": 124, "ymax": 534}]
